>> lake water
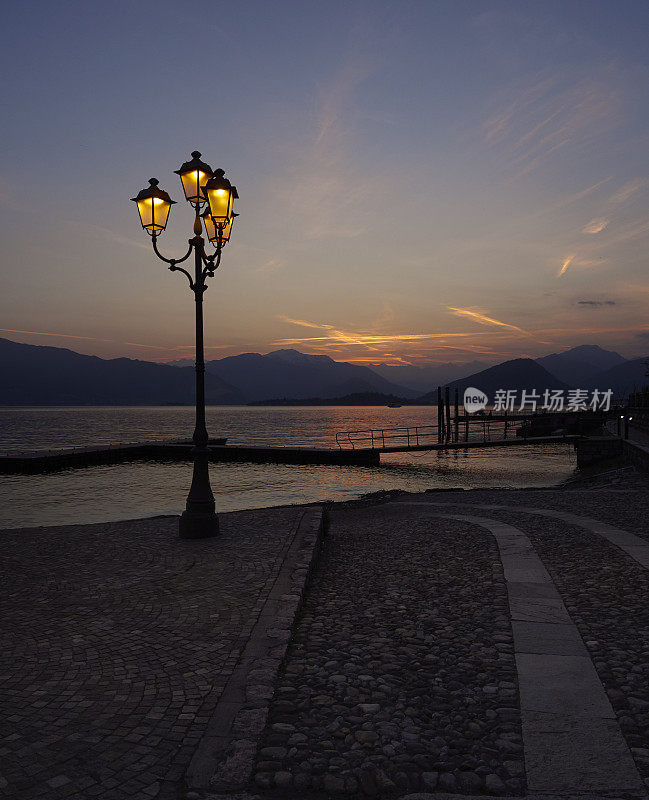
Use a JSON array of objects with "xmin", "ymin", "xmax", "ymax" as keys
[{"xmin": 0, "ymin": 406, "xmax": 576, "ymax": 529}]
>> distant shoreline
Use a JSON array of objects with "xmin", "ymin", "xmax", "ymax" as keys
[{"xmin": 0, "ymin": 402, "xmax": 434, "ymax": 409}]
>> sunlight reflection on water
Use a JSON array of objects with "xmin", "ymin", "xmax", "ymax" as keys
[{"xmin": 0, "ymin": 406, "xmax": 576, "ymax": 529}]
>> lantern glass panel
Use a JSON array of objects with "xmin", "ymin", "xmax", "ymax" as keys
[
  {"xmin": 220, "ymin": 216, "xmax": 233, "ymax": 242},
  {"xmin": 202, "ymin": 212, "xmax": 217, "ymax": 241},
  {"xmin": 180, "ymin": 169, "xmax": 210, "ymax": 204},
  {"xmin": 137, "ymin": 196, "xmax": 171, "ymax": 233},
  {"xmin": 203, "ymin": 214, "xmax": 234, "ymax": 243},
  {"xmin": 206, "ymin": 186, "xmax": 233, "ymax": 221}
]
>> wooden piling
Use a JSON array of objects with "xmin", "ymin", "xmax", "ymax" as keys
[
  {"xmin": 454, "ymin": 388, "xmax": 459, "ymax": 442},
  {"xmin": 437, "ymin": 386, "xmax": 444, "ymax": 442},
  {"xmin": 445, "ymin": 387, "xmax": 451, "ymax": 441}
]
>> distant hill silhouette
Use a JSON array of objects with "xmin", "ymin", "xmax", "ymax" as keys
[
  {"xmin": 536, "ymin": 345, "xmax": 625, "ymax": 386},
  {"xmin": 3, "ymin": 337, "xmax": 643, "ymax": 406},
  {"xmin": 0, "ymin": 337, "xmax": 241, "ymax": 405},
  {"xmin": 202, "ymin": 348, "xmax": 415, "ymax": 402},
  {"xmin": 586, "ymin": 356, "xmax": 649, "ymax": 396},
  {"xmin": 366, "ymin": 360, "xmax": 493, "ymax": 393},
  {"xmin": 419, "ymin": 358, "xmax": 569, "ymax": 401}
]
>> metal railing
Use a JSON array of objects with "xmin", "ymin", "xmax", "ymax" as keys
[
  {"xmin": 336, "ymin": 425, "xmax": 438, "ymax": 450},
  {"xmin": 335, "ymin": 418, "xmax": 549, "ymax": 450},
  {"xmin": 336, "ymin": 409, "xmax": 612, "ymax": 451}
]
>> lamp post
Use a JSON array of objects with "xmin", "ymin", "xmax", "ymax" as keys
[{"xmin": 131, "ymin": 151, "xmax": 238, "ymax": 539}]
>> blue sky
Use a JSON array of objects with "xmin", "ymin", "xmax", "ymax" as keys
[{"xmin": 1, "ymin": 0, "xmax": 648, "ymax": 365}]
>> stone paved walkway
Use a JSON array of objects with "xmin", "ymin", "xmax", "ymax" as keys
[
  {"xmin": 249, "ymin": 486, "xmax": 649, "ymax": 799},
  {"xmin": 252, "ymin": 504, "xmax": 523, "ymax": 796},
  {"xmin": 417, "ymin": 510, "xmax": 644, "ymax": 796},
  {"xmin": 5, "ymin": 483, "xmax": 649, "ymax": 800},
  {"xmin": 0, "ymin": 507, "xmax": 322, "ymax": 800}
]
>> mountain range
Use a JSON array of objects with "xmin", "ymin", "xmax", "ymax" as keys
[
  {"xmin": 536, "ymin": 344, "xmax": 626, "ymax": 386},
  {"xmin": 361, "ymin": 360, "xmax": 494, "ymax": 393},
  {"xmin": 202, "ymin": 349, "xmax": 417, "ymax": 401},
  {"xmin": 419, "ymin": 359, "xmax": 570, "ymax": 401},
  {"xmin": 1, "ymin": 337, "xmax": 647, "ymax": 405},
  {"xmin": 0, "ymin": 337, "xmax": 240, "ymax": 405}
]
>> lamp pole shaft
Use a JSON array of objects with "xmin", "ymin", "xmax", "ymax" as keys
[
  {"xmin": 193, "ymin": 245, "xmax": 208, "ymax": 448},
  {"xmin": 179, "ymin": 237, "xmax": 219, "ymax": 539}
]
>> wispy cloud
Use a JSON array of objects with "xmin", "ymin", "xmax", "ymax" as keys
[
  {"xmin": 445, "ymin": 306, "xmax": 528, "ymax": 334},
  {"xmin": 559, "ymin": 206, "xmax": 649, "ymax": 276},
  {"xmin": 582, "ymin": 218, "xmax": 609, "ymax": 234},
  {"xmin": 609, "ymin": 179, "xmax": 645, "ymax": 206},
  {"xmin": 558, "ymin": 254, "xmax": 577, "ymax": 275},
  {"xmin": 531, "ymin": 178, "xmax": 612, "ymax": 220},
  {"xmin": 0, "ymin": 328, "xmax": 114, "ymax": 343},
  {"xmin": 274, "ymin": 312, "xmax": 545, "ymax": 364},
  {"xmin": 576, "ymin": 178, "xmax": 645, "ymax": 239},
  {"xmin": 484, "ymin": 68, "xmax": 624, "ymax": 178},
  {"xmin": 0, "ymin": 328, "xmax": 233, "ymax": 356},
  {"xmin": 577, "ymin": 300, "xmax": 616, "ymax": 307},
  {"xmin": 277, "ymin": 56, "xmax": 385, "ymax": 240},
  {"xmin": 275, "ymin": 314, "xmax": 493, "ymax": 351}
]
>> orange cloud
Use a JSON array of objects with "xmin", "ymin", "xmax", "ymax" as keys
[
  {"xmin": 0, "ymin": 328, "xmax": 114, "ymax": 343},
  {"xmin": 582, "ymin": 218, "xmax": 609, "ymax": 234},
  {"xmin": 558, "ymin": 255, "xmax": 574, "ymax": 276},
  {"xmin": 445, "ymin": 307, "xmax": 528, "ymax": 334},
  {"xmin": 273, "ymin": 313, "xmax": 545, "ymax": 365}
]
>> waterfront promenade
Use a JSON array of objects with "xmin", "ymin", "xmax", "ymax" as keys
[{"xmin": 3, "ymin": 471, "xmax": 649, "ymax": 799}]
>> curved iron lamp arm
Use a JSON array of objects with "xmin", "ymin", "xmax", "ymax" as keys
[
  {"xmin": 151, "ymin": 234, "xmax": 193, "ymax": 266},
  {"xmin": 169, "ymin": 264, "xmax": 195, "ymax": 289},
  {"xmin": 202, "ymin": 230, "xmax": 224, "ymax": 277},
  {"xmin": 203, "ymin": 249, "xmax": 222, "ymax": 279}
]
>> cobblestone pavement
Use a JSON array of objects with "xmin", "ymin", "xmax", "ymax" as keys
[
  {"xmin": 415, "ymin": 481, "xmax": 649, "ymax": 542},
  {"xmin": 5, "ymin": 479, "xmax": 649, "ymax": 800},
  {"xmin": 253, "ymin": 504, "xmax": 524, "ymax": 797},
  {"xmin": 0, "ymin": 507, "xmax": 310, "ymax": 800},
  {"xmin": 394, "ymin": 487, "xmax": 649, "ymax": 794}
]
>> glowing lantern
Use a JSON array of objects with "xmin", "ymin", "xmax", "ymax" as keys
[
  {"xmin": 174, "ymin": 151, "xmax": 214, "ymax": 204},
  {"xmin": 201, "ymin": 210, "xmax": 238, "ymax": 244},
  {"xmin": 130, "ymin": 178, "xmax": 175, "ymax": 235},
  {"xmin": 202, "ymin": 169, "xmax": 238, "ymax": 223}
]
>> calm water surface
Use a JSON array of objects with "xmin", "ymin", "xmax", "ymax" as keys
[{"xmin": 0, "ymin": 406, "xmax": 576, "ymax": 529}]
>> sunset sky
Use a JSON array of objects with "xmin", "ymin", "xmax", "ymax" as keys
[{"xmin": 1, "ymin": 0, "xmax": 649, "ymax": 367}]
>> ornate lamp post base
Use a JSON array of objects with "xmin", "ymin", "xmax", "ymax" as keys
[
  {"xmin": 179, "ymin": 510, "xmax": 219, "ymax": 539},
  {"xmin": 178, "ymin": 443, "xmax": 219, "ymax": 539}
]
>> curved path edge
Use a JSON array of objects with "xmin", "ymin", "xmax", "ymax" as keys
[
  {"xmin": 479, "ymin": 505, "xmax": 649, "ymax": 572},
  {"xmin": 185, "ymin": 507, "xmax": 325, "ymax": 794},
  {"xmin": 397, "ymin": 505, "xmax": 645, "ymax": 798},
  {"xmin": 396, "ymin": 501, "xmax": 649, "ymax": 573}
]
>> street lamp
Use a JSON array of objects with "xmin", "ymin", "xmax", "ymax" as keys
[
  {"xmin": 201, "ymin": 209, "xmax": 238, "ymax": 245},
  {"xmin": 131, "ymin": 151, "xmax": 238, "ymax": 539}
]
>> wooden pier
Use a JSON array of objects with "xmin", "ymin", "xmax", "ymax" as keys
[
  {"xmin": 0, "ymin": 438, "xmax": 379, "ymax": 474},
  {"xmin": 1, "ymin": 433, "xmax": 580, "ymax": 475}
]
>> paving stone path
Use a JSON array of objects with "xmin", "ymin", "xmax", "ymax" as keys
[
  {"xmin": 418, "ymin": 510, "xmax": 644, "ymax": 797},
  {"xmin": 250, "ymin": 488, "xmax": 649, "ymax": 799},
  {"xmin": 5, "ymin": 485, "xmax": 649, "ymax": 800},
  {"xmin": 0, "ymin": 506, "xmax": 323, "ymax": 800},
  {"xmin": 252, "ymin": 504, "xmax": 525, "ymax": 796},
  {"xmin": 391, "ymin": 489, "xmax": 649, "ymax": 798}
]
